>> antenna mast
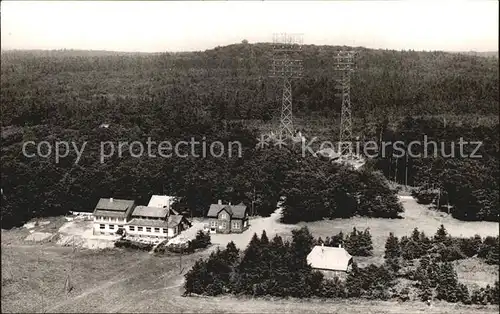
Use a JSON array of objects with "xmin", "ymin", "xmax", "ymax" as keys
[
  {"xmin": 270, "ymin": 33, "xmax": 303, "ymax": 137},
  {"xmin": 334, "ymin": 50, "xmax": 356, "ymax": 157}
]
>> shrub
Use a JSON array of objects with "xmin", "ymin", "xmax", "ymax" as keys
[
  {"xmin": 319, "ymin": 277, "xmax": 347, "ymax": 298},
  {"xmin": 398, "ymin": 287, "xmax": 410, "ymax": 302},
  {"xmin": 191, "ymin": 230, "xmax": 211, "ymax": 250},
  {"xmin": 458, "ymin": 235, "xmax": 482, "ymax": 257},
  {"xmin": 114, "ymin": 239, "xmax": 153, "ymax": 251}
]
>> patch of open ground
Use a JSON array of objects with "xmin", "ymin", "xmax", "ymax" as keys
[
  {"xmin": 24, "ymin": 232, "xmax": 55, "ymax": 243},
  {"xmin": 56, "ymin": 218, "xmax": 118, "ymax": 249},
  {"xmin": 291, "ymin": 196, "xmax": 499, "ymax": 256}
]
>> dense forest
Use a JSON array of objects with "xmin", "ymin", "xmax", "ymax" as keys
[{"xmin": 1, "ymin": 43, "xmax": 498, "ymax": 227}]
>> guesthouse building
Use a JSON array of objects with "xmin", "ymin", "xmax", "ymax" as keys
[
  {"xmin": 92, "ymin": 198, "xmax": 136, "ymax": 236},
  {"xmin": 206, "ymin": 200, "xmax": 248, "ymax": 234}
]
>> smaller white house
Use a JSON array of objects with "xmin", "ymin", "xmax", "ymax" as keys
[
  {"xmin": 307, "ymin": 245, "xmax": 353, "ymax": 279},
  {"xmin": 148, "ymin": 195, "xmax": 176, "ymax": 209}
]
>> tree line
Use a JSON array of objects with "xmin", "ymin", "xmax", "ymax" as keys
[
  {"xmin": 384, "ymin": 225, "xmax": 499, "ymax": 266},
  {"xmin": 184, "ymin": 226, "xmax": 499, "ymax": 304},
  {"xmin": 370, "ymin": 116, "xmax": 499, "ymax": 222}
]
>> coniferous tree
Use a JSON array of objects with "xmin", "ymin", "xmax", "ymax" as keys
[
  {"xmin": 457, "ymin": 283, "xmax": 471, "ymax": 304},
  {"xmin": 360, "ymin": 228, "xmax": 374, "ymax": 256},
  {"xmin": 458, "ymin": 235, "xmax": 482, "ymax": 257},
  {"xmin": 384, "ymin": 257, "xmax": 400, "ymax": 274},
  {"xmin": 184, "ymin": 258, "xmax": 208, "ymax": 295},
  {"xmin": 384, "ymin": 232, "xmax": 401, "ymax": 259},
  {"xmin": 489, "ymin": 281, "xmax": 499, "ymax": 304},
  {"xmin": 290, "ymin": 226, "xmax": 315, "ymax": 268},
  {"xmin": 402, "ymin": 239, "xmax": 420, "ymax": 260},
  {"xmin": 419, "ymin": 232, "xmax": 432, "ymax": 252},
  {"xmin": 346, "ymin": 261, "xmax": 363, "ymax": 298},
  {"xmin": 485, "ymin": 237, "xmax": 499, "ymax": 265},
  {"xmin": 236, "ymin": 233, "xmax": 262, "ymax": 294},
  {"xmin": 436, "ymin": 262, "xmax": 459, "ymax": 302},
  {"xmin": 223, "ymin": 241, "xmax": 240, "ymax": 266},
  {"xmin": 267, "ymin": 234, "xmax": 291, "ymax": 297},
  {"xmin": 419, "ymin": 276, "xmax": 433, "ymax": 302},
  {"xmin": 411, "ymin": 228, "xmax": 421, "ymax": 242},
  {"xmin": 330, "ymin": 231, "xmax": 345, "ymax": 247},
  {"xmin": 434, "ymin": 224, "xmax": 449, "ymax": 244}
]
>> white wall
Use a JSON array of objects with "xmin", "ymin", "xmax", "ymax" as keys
[
  {"xmin": 126, "ymin": 224, "xmax": 178, "ymax": 238},
  {"xmin": 93, "ymin": 222, "xmax": 124, "ymax": 235},
  {"xmin": 92, "ymin": 215, "xmax": 180, "ymax": 238},
  {"xmin": 93, "ymin": 216, "xmax": 127, "ymax": 223}
]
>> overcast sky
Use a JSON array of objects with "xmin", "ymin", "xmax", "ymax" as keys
[{"xmin": 1, "ymin": 1, "xmax": 498, "ymax": 52}]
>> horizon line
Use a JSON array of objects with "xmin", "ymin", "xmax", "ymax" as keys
[{"xmin": 1, "ymin": 42, "xmax": 498, "ymax": 54}]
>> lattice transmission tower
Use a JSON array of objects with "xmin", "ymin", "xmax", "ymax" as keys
[
  {"xmin": 334, "ymin": 50, "xmax": 356, "ymax": 156},
  {"xmin": 270, "ymin": 33, "xmax": 303, "ymax": 137}
]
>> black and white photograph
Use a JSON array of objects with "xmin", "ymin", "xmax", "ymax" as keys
[{"xmin": 1, "ymin": 0, "xmax": 499, "ymax": 313}]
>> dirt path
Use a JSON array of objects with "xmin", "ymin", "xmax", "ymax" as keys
[{"xmin": 45, "ymin": 254, "xmax": 151, "ymax": 313}]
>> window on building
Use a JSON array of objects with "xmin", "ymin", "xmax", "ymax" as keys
[
  {"xmin": 118, "ymin": 225, "xmax": 123, "ymax": 228},
  {"xmin": 220, "ymin": 212, "xmax": 227, "ymax": 219},
  {"xmin": 163, "ymin": 228, "xmax": 167, "ymax": 233},
  {"xmin": 109, "ymin": 225, "xmax": 115, "ymax": 230},
  {"xmin": 129, "ymin": 226, "xmax": 135, "ymax": 231},
  {"xmin": 138, "ymin": 226, "xmax": 143, "ymax": 231},
  {"xmin": 154, "ymin": 227, "xmax": 160, "ymax": 233},
  {"xmin": 221, "ymin": 221, "xmax": 227, "ymax": 229},
  {"xmin": 146, "ymin": 227, "xmax": 152, "ymax": 232},
  {"xmin": 100, "ymin": 224, "xmax": 105, "ymax": 229},
  {"xmin": 232, "ymin": 221, "xmax": 240, "ymax": 229},
  {"xmin": 210, "ymin": 220, "xmax": 217, "ymax": 228}
]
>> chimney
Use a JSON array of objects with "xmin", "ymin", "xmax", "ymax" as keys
[
  {"xmin": 218, "ymin": 199, "xmax": 222, "ymax": 205},
  {"xmin": 110, "ymin": 197, "xmax": 113, "ymax": 203}
]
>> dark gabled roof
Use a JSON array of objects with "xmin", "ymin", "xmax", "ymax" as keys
[
  {"xmin": 207, "ymin": 203, "xmax": 247, "ymax": 219},
  {"xmin": 131, "ymin": 205, "xmax": 169, "ymax": 219},
  {"xmin": 93, "ymin": 198, "xmax": 135, "ymax": 218},
  {"xmin": 128, "ymin": 215, "xmax": 188, "ymax": 228},
  {"xmin": 128, "ymin": 218, "xmax": 168, "ymax": 228},
  {"xmin": 94, "ymin": 198, "xmax": 134, "ymax": 211}
]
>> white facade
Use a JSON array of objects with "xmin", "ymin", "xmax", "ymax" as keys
[
  {"xmin": 93, "ymin": 216, "xmax": 128, "ymax": 235},
  {"xmin": 125, "ymin": 224, "xmax": 179, "ymax": 238}
]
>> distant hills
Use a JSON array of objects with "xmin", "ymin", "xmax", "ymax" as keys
[
  {"xmin": 1, "ymin": 46, "xmax": 498, "ymax": 58},
  {"xmin": 450, "ymin": 51, "xmax": 498, "ymax": 58}
]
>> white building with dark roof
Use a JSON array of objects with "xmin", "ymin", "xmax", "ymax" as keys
[
  {"xmin": 92, "ymin": 195, "xmax": 190, "ymax": 239},
  {"xmin": 92, "ymin": 198, "xmax": 136, "ymax": 236},
  {"xmin": 126, "ymin": 195, "xmax": 190, "ymax": 239}
]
